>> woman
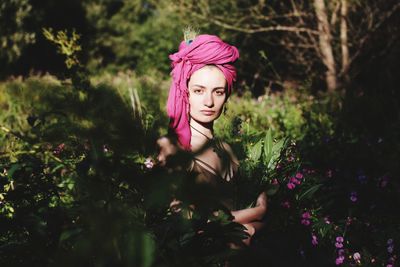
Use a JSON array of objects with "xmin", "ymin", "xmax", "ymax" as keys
[{"xmin": 157, "ymin": 33, "xmax": 267, "ymax": 245}]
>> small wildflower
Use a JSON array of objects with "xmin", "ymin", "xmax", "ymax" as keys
[
  {"xmin": 324, "ymin": 216, "xmax": 331, "ymax": 224},
  {"xmin": 302, "ymin": 211, "xmax": 311, "ymax": 219},
  {"xmin": 311, "ymin": 234, "xmax": 318, "ymax": 246},
  {"xmin": 144, "ymin": 157, "xmax": 154, "ymax": 169},
  {"xmin": 287, "ymin": 182, "xmax": 296, "ymax": 190},
  {"xmin": 335, "ymin": 255, "xmax": 345, "ymax": 265},
  {"xmin": 336, "ymin": 236, "xmax": 344, "ymax": 243},
  {"xmin": 387, "ymin": 246, "xmax": 394, "ymax": 254},
  {"xmin": 103, "ymin": 144, "xmax": 109, "ymax": 153},
  {"xmin": 380, "ymin": 176, "xmax": 389, "ymax": 188},
  {"xmin": 301, "ymin": 219, "xmax": 311, "ymax": 226},
  {"xmin": 281, "ymin": 201, "xmax": 290, "ymax": 208},
  {"xmin": 290, "ymin": 177, "xmax": 301, "ymax": 184},
  {"xmin": 335, "ymin": 242, "xmax": 344, "ymax": 248},
  {"xmin": 350, "ymin": 191, "xmax": 358, "ymax": 202},
  {"xmin": 353, "ymin": 252, "xmax": 361, "ymax": 261},
  {"xmin": 357, "ymin": 172, "xmax": 367, "ymax": 184},
  {"xmin": 295, "ymin": 172, "xmax": 303, "ymax": 179},
  {"xmin": 53, "ymin": 143, "xmax": 65, "ymax": 155},
  {"xmin": 271, "ymin": 178, "xmax": 279, "ymax": 185}
]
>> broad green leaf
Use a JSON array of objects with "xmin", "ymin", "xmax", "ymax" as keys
[
  {"xmin": 267, "ymin": 139, "xmax": 285, "ymax": 169},
  {"xmin": 249, "ymin": 140, "xmax": 263, "ymax": 163}
]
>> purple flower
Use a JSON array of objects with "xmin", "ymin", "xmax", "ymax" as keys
[
  {"xmin": 338, "ymin": 249, "xmax": 345, "ymax": 256},
  {"xmin": 350, "ymin": 191, "xmax": 358, "ymax": 202},
  {"xmin": 335, "ymin": 242, "xmax": 344, "ymax": 248},
  {"xmin": 311, "ymin": 234, "xmax": 318, "ymax": 246},
  {"xmin": 301, "ymin": 219, "xmax": 310, "ymax": 226},
  {"xmin": 387, "ymin": 245, "xmax": 394, "ymax": 254},
  {"xmin": 380, "ymin": 176, "xmax": 389, "ymax": 188},
  {"xmin": 335, "ymin": 256, "xmax": 345, "ymax": 265},
  {"xmin": 302, "ymin": 211, "xmax": 311, "ymax": 219},
  {"xmin": 387, "ymin": 239, "xmax": 393, "ymax": 245},
  {"xmin": 357, "ymin": 173, "xmax": 367, "ymax": 184},
  {"xmin": 336, "ymin": 236, "xmax": 344, "ymax": 243}
]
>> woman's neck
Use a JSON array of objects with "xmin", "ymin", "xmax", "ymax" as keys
[{"xmin": 190, "ymin": 119, "xmax": 214, "ymax": 140}]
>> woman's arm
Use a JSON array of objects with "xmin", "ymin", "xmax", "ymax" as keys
[{"xmin": 231, "ymin": 191, "xmax": 267, "ymax": 224}]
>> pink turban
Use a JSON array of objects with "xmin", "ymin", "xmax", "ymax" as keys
[{"xmin": 167, "ymin": 34, "xmax": 240, "ymax": 150}]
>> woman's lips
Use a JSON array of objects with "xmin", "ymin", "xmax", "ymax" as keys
[{"xmin": 200, "ymin": 110, "xmax": 215, "ymax": 116}]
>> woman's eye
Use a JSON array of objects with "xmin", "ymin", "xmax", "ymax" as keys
[
  {"xmin": 193, "ymin": 89, "xmax": 203, "ymax": 94},
  {"xmin": 215, "ymin": 90, "xmax": 225, "ymax": 96}
]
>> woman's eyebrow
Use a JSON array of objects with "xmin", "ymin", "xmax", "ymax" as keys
[
  {"xmin": 192, "ymin": 84, "xmax": 225, "ymax": 89},
  {"xmin": 192, "ymin": 84, "xmax": 206, "ymax": 88}
]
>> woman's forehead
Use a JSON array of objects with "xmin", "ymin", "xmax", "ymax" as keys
[{"xmin": 189, "ymin": 66, "xmax": 226, "ymax": 87}]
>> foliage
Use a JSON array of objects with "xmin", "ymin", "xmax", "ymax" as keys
[
  {"xmin": 83, "ymin": 0, "xmax": 182, "ymax": 74},
  {"xmin": 0, "ymin": 0, "xmax": 35, "ymax": 64}
]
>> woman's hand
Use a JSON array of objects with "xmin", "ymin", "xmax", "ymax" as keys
[
  {"xmin": 156, "ymin": 136, "xmax": 178, "ymax": 166},
  {"xmin": 256, "ymin": 191, "xmax": 267, "ymax": 213}
]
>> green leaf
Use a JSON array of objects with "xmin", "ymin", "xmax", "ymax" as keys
[
  {"xmin": 263, "ymin": 129, "xmax": 273, "ymax": 165},
  {"xmin": 7, "ymin": 163, "xmax": 22, "ymax": 180},
  {"xmin": 297, "ymin": 184, "xmax": 323, "ymax": 201},
  {"xmin": 249, "ymin": 140, "xmax": 263, "ymax": 163},
  {"xmin": 267, "ymin": 139, "xmax": 285, "ymax": 169}
]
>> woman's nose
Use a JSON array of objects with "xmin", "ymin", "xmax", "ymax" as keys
[{"xmin": 203, "ymin": 92, "xmax": 214, "ymax": 107}]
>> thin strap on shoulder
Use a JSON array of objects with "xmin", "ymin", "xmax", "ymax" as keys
[{"xmin": 193, "ymin": 157, "xmax": 220, "ymax": 176}]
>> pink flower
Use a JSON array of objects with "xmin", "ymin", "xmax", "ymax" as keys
[
  {"xmin": 324, "ymin": 217, "xmax": 331, "ymax": 224},
  {"xmin": 287, "ymin": 182, "xmax": 296, "ymax": 190},
  {"xmin": 281, "ymin": 201, "xmax": 291, "ymax": 208},
  {"xmin": 353, "ymin": 252, "xmax": 361, "ymax": 261},
  {"xmin": 302, "ymin": 211, "xmax": 311, "ymax": 219},
  {"xmin": 271, "ymin": 178, "xmax": 278, "ymax": 185},
  {"xmin": 290, "ymin": 177, "xmax": 301, "ymax": 184},
  {"xmin": 336, "ymin": 236, "xmax": 344, "ymax": 243},
  {"xmin": 311, "ymin": 234, "xmax": 318, "ymax": 246},
  {"xmin": 301, "ymin": 219, "xmax": 310, "ymax": 226},
  {"xmin": 335, "ymin": 242, "xmax": 343, "ymax": 248},
  {"xmin": 335, "ymin": 256, "xmax": 345, "ymax": 265},
  {"xmin": 295, "ymin": 172, "xmax": 303, "ymax": 179}
]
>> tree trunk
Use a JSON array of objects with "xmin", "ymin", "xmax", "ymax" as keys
[
  {"xmin": 313, "ymin": 0, "xmax": 337, "ymax": 92},
  {"xmin": 340, "ymin": 0, "xmax": 350, "ymax": 83}
]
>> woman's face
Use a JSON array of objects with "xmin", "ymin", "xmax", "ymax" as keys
[{"xmin": 188, "ymin": 66, "xmax": 227, "ymax": 124}]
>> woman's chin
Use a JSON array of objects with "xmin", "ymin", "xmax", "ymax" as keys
[{"xmin": 196, "ymin": 115, "xmax": 220, "ymax": 124}]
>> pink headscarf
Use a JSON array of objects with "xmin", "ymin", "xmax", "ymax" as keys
[{"xmin": 167, "ymin": 34, "xmax": 240, "ymax": 150}]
